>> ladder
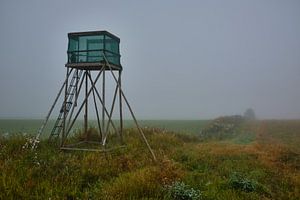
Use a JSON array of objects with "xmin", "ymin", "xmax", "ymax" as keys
[{"xmin": 49, "ymin": 70, "xmax": 83, "ymax": 141}]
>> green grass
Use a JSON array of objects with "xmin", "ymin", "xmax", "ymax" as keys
[
  {"xmin": 0, "ymin": 119, "xmax": 45, "ymax": 135},
  {"xmin": 0, "ymin": 119, "xmax": 210, "ymax": 137},
  {"xmin": 0, "ymin": 119, "xmax": 299, "ymax": 199}
]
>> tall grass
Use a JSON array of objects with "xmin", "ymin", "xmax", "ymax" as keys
[{"xmin": 0, "ymin": 120, "xmax": 299, "ymax": 199}]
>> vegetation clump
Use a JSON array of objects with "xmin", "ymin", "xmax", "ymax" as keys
[
  {"xmin": 166, "ymin": 181, "xmax": 202, "ymax": 200},
  {"xmin": 228, "ymin": 172, "xmax": 257, "ymax": 192},
  {"xmin": 200, "ymin": 115, "xmax": 244, "ymax": 140}
]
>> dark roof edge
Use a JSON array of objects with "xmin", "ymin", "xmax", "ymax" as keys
[{"xmin": 68, "ymin": 30, "xmax": 120, "ymax": 41}]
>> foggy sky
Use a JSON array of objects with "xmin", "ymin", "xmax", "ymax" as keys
[{"xmin": 0, "ymin": 0, "xmax": 299, "ymax": 119}]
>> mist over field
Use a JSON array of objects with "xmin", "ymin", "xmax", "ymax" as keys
[
  {"xmin": 0, "ymin": 0, "xmax": 300, "ymax": 120},
  {"xmin": 0, "ymin": 1, "xmax": 300, "ymax": 199}
]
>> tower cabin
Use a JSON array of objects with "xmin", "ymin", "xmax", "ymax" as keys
[{"xmin": 65, "ymin": 31, "xmax": 122, "ymax": 71}]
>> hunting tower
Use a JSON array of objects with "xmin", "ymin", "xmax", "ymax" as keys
[
  {"xmin": 66, "ymin": 31, "xmax": 121, "ymax": 70},
  {"xmin": 36, "ymin": 31, "xmax": 156, "ymax": 160}
]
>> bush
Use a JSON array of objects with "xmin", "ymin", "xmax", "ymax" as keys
[
  {"xmin": 200, "ymin": 115, "xmax": 244, "ymax": 140},
  {"xmin": 166, "ymin": 181, "xmax": 201, "ymax": 200},
  {"xmin": 228, "ymin": 172, "xmax": 257, "ymax": 192}
]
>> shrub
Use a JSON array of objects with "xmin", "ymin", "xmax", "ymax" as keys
[
  {"xmin": 166, "ymin": 181, "xmax": 201, "ymax": 200},
  {"xmin": 228, "ymin": 172, "xmax": 257, "ymax": 192},
  {"xmin": 200, "ymin": 115, "xmax": 244, "ymax": 140}
]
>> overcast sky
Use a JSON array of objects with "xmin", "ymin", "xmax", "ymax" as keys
[{"xmin": 0, "ymin": 0, "xmax": 299, "ymax": 119}]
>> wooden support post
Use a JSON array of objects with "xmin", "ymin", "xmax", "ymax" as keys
[
  {"xmin": 104, "ymin": 77, "xmax": 119, "ymax": 140},
  {"xmin": 102, "ymin": 55, "xmax": 157, "ymax": 161},
  {"xmin": 102, "ymin": 70, "xmax": 105, "ymax": 136},
  {"xmin": 75, "ymin": 69, "xmax": 79, "ymax": 107},
  {"xmin": 62, "ymin": 67, "xmax": 69, "ymax": 147},
  {"xmin": 91, "ymin": 72, "xmax": 102, "ymax": 142},
  {"xmin": 119, "ymin": 70, "xmax": 124, "ymax": 143},
  {"xmin": 84, "ymin": 70, "xmax": 88, "ymax": 136}
]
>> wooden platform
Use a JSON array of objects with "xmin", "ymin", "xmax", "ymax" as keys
[{"xmin": 65, "ymin": 62, "xmax": 122, "ymax": 71}]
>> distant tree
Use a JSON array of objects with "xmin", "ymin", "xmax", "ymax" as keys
[{"xmin": 244, "ymin": 108, "xmax": 256, "ymax": 120}]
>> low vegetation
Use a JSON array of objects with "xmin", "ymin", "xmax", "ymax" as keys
[{"xmin": 0, "ymin": 119, "xmax": 299, "ymax": 199}]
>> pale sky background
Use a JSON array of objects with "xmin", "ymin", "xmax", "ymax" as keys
[{"xmin": 0, "ymin": 0, "xmax": 299, "ymax": 119}]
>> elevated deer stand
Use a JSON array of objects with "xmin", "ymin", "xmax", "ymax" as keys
[{"xmin": 35, "ymin": 31, "xmax": 156, "ymax": 161}]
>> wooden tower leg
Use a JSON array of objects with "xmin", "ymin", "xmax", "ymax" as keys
[
  {"xmin": 119, "ymin": 70, "xmax": 124, "ymax": 143},
  {"xmin": 104, "ymin": 75, "xmax": 119, "ymax": 141},
  {"xmin": 84, "ymin": 70, "xmax": 88, "ymax": 136},
  {"xmin": 102, "ymin": 70, "xmax": 105, "ymax": 140},
  {"xmin": 91, "ymin": 75, "xmax": 102, "ymax": 142},
  {"xmin": 102, "ymin": 55, "xmax": 157, "ymax": 161},
  {"xmin": 61, "ymin": 67, "xmax": 69, "ymax": 147}
]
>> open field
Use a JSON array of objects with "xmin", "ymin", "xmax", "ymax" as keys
[
  {"xmin": 0, "ymin": 119, "xmax": 209, "ymax": 137},
  {"xmin": 0, "ymin": 119, "xmax": 299, "ymax": 199}
]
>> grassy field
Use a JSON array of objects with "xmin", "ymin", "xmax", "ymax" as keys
[
  {"xmin": 0, "ymin": 119, "xmax": 299, "ymax": 199},
  {"xmin": 0, "ymin": 119, "xmax": 209, "ymax": 137}
]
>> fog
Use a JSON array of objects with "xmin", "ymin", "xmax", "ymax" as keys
[{"xmin": 0, "ymin": 0, "xmax": 299, "ymax": 119}]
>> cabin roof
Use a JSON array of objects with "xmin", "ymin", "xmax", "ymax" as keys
[{"xmin": 68, "ymin": 30, "xmax": 120, "ymax": 42}]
